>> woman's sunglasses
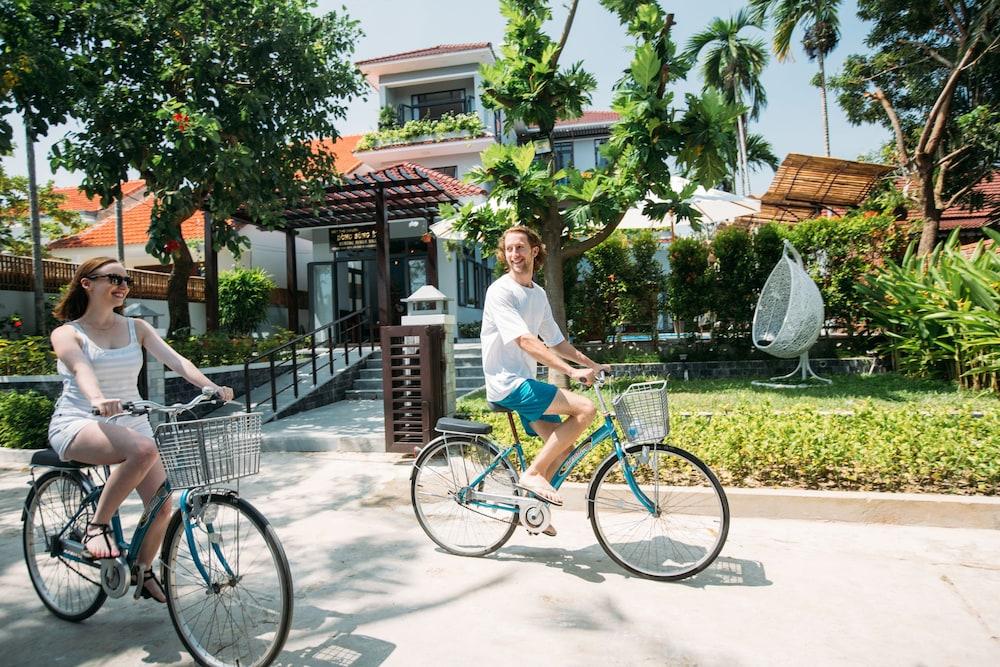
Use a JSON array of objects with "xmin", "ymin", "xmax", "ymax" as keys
[{"xmin": 87, "ymin": 273, "xmax": 134, "ymax": 287}]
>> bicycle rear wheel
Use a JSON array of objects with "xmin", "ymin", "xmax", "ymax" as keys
[
  {"xmin": 411, "ymin": 436, "xmax": 519, "ymax": 556},
  {"xmin": 162, "ymin": 494, "xmax": 292, "ymax": 667},
  {"xmin": 22, "ymin": 470, "xmax": 107, "ymax": 621},
  {"xmin": 589, "ymin": 444, "xmax": 729, "ymax": 581}
]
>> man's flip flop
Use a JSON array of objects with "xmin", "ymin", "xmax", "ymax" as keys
[{"xmin": 515, "ymin": 479, "xmax": 564, "ymax": 506}]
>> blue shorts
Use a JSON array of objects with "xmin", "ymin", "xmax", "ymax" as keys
[{"xmin": 496, "ymin": 379, "xmax": 562, "ymax": 437}]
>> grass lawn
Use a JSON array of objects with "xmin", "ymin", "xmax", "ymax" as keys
[{"xmin": 456, "ymin": 373, "xmax": 999, "ymax": 495}]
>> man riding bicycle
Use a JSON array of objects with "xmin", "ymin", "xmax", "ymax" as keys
[{"xmin": 481, "ymin": 226, "xmax": 610, "ymax": 532}]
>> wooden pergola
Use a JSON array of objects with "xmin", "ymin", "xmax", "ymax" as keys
[
  {"xmin": 224, "ymin": 164, "xmax": 461, "ymax": 332},
  {"xmin": 736, "ymin": 153, "xmax": 894, "ymax": 226}
]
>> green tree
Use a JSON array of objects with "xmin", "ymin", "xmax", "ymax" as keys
[
  {"xmin": 573, "ymin": 233, "xmax": 633, "ymax": 343},
  {"xmin": 218, "ymin": 267, "xmax": 276, "ymax": 336},
  {"xmin": 447, "ymin": 0, "xmax": 737, "ymax": 383},
  {"xmin": 0, "ymin": 0, "xmax": 93, "ymax": 334},
  {"xmin": 0, "ymin": 162, "xmax": 85, "ymax": 255},
  {"xmin": 709, "ymin": 227, "xmax": 758, "ymax": 337},
  {"xmin": 625, "ymin": 230, "xmax": 667, "ymax": 349},
  {"xmin": 750, "ymin": 0, "xmax": 842, "ymax": 156},
  {"xmin": 54, "ymin": 0, "xmax": 367, "ymax": 334},
  {"xmin": 665, "ymin": 237, "xmax": 711, "ymax": 333},
  {"xmin": 684, "ymin": 8, "xmax": 770, "ymax": 194},
  {"xmin": 829, "ymin": 0, "xmax": 1000, "ymax": 255}
]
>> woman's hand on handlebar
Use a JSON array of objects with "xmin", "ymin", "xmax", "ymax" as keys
[
  {"xmin": 90, "ymin": 398, "xmax": 124, "ymax": 417},
  {"xmin": 209, "ymin": 385, "xmax": 234, "ymax": 402}
]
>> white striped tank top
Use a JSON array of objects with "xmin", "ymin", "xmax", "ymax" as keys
[{"xmin": 55, "ymin": 316, "xmax": 144, "ymax": 413}]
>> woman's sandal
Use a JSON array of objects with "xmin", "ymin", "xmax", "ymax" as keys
[
  {"xmin": 137, "ymin": 568, "xmax": 166, "ymax": 604},
  {"xmin": 82, "ymin": 522, "xmax": 120, "ymax": 559},
  {"xmin": 515, "ymin": 477, "xmax": 564, "ymax": 506}
]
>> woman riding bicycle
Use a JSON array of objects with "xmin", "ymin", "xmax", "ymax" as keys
[{"xmin": 47, "ymin": 256, "xmax": 234, "ymax": 603}]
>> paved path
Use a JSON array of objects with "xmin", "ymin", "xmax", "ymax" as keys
[{"xmin": 2, "ymin": 453, "xmax": 999, "ymax": 666}]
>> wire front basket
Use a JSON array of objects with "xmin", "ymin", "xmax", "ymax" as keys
[
  {"xmin": 613, "ymin": 380, "xmax": 669, "ymax": 444},
  {"xmin": 153, "ymin": 413, "xmax": 262, "ymax": 490}
]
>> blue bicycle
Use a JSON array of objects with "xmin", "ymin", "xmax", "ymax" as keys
[
  {"xmin": 411, "ymin": 375, "xmax": 729, "ymax": 581},
  {"xmin": 21, "ymin": 390, "xmax": 292, "ymax": 667}
]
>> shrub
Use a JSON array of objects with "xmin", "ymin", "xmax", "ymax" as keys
[
  {"xmin": 356, "ymin": 112, "xmax": 485, "ymax": 150},
  {"xmin": 218, "ymin": 267, "xmax": 276, "ymax": 335},
  {"xmin": 166, "ymin": 328, "xmax": 298, "ymax": 367},
  {"xmin": 665, "ymin": 237, "xmax": 711, "ymax": 330},
  {"xmin": 458, "ymin": 321, "xmax": 482, "ymax": 339},
  {"xmin": 0, "ymin": 336, "xmax": 56, "ymax": 375},
  {"xmin": 859, "ymin": 229, "xmax": 1000, "ymax": 392},
  {"xmin": 0, "ymin": 390, "xmax": 53, "ymax": 449}
]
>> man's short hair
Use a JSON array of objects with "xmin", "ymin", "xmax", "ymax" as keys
[{"xmin": 496, "ymin": 226, "xmax": 547, "ymax": 270}]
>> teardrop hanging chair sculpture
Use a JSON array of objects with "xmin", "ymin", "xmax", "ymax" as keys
[{"xmin": 751, "ymin": 240, "xmax": 832, "ymax": 388}]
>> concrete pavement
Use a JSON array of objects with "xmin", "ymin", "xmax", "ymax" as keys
[{"xmin": 2, "ymin": 452, "xmax": 999, "ymax": 666}]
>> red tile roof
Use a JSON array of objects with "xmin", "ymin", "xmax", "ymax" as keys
[
  {"xmin": 357, "ymin": 43, "xmax": 492, "ymax": 67},
  {"xmin": 52, "ymin": 180, "xmax": 146, "ymax": 213},
  {"xmin": 49, "ymin": 199, "xmax": 206, "ymax": 249},
  {"xmin": 939, "ymin": 174, "xmax": 999, "ymax": 231},
  {"xmin": 960, "ymin": 239, "xmax": 997, "ymax": 258},
  {"xmin": 554, "ymin": 111, "xmax": 620, "ymax": 127},
  {"xmin": 389, "ymin": 162, "xmax": 486, "ymax": 198},
  {"xmin": 309, "ymin": 134, "xmax": 364, "ymax": 175}
]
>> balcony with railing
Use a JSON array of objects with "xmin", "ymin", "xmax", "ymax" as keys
[{"xmin": 396, "ymin": 96, "xmax": 476, "ymax": 124}]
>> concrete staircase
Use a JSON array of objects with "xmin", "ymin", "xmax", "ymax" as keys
[{"xmin": 345, "ymin": 341, "xmax": 485, "ymax": 401}]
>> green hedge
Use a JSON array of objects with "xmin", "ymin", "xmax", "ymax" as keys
[
  {"xmin": 0, "ymin": 337, "xmax": 57, "ymax": 375},
  {"xmin": 0, "ymin": 390, "xmax": 53, "ymax": 449}
]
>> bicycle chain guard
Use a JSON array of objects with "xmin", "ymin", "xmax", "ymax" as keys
[
  {"xmin": 100, "ymin": 556, "xmax": 130, "ymax": 598},
  {"xmin": 519, "ymin": 501, "xmax": 551, "ymax": 535}
]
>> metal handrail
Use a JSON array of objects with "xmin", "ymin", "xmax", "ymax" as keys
[{"xmin": 244, "ymin": 308, "xmax": 376, "ymax": 414}]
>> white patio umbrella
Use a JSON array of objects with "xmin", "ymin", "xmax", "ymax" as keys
[{"xmin": 616, "ymin": 176, "xmax": 759, "ymax": 235}]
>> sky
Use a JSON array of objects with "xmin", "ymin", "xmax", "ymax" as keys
[{"xmin": 2, "ymin": 0, "xmax": 890, "ymax": 195}]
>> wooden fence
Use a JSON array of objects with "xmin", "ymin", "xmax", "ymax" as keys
[{"xmin": 0, "ymin": 255, "xmax": 307, "ymax": 307}]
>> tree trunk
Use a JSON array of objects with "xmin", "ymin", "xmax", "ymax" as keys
[
  {"xmin": 736, "ymin": 113, "xmax": 750, "ymax": 195},
  {"xmin": 166, "ymin": 238, "xmax": 194, "ymax": 336},
  {"xmin": 916, "ymin": 162, "xmax": 941, "ymax": 255},
  {"xmin": 817, "ymin": 51, "xmax": 831, "ymax": 157},
  {"xmin": 541, "ymin": 215, "xmax": 569, "ymax": 389},
  {"xmin": 24, "ymin": 116, "xmax": 46, "ymax": 336},
  {"xmin": 115, "ymin": 192, "xmax": 125, "ymax": 261}
]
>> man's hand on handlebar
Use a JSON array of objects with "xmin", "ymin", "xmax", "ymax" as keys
[{"xmin": 570, "ymin": 367, "xmax": 597, "ymax": 386}]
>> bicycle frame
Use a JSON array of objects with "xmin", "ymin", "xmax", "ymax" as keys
[{"xmin": 458, "ymin": 380, "xmax": 658, "ymax": 515}]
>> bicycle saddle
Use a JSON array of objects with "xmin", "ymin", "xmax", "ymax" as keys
[
  {"xmin": 435, "ymin": 417, "xmax": 491, "ymax": 435},
  {"xmin": 486, "ymin": 402, "xmax": 512, "ymax": 413},
  {"xmin": 30, "ymin": 448, "xmax": 94, "ymax": 469}
]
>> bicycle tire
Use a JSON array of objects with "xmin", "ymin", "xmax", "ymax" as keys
[
  {"xmin": 161, "ymin": 493, "xmax": 293, "ymax": 667},
  {"xmin": 22, "ymin": 470, "xmax": 107, "ymax": 621},
  {"xmin": 589, "ymin": 443, "xmax": 729, "ymax": 581},
  {"xmin": 411, "ymin": 435, "xmax": 519, "ymax": 557}
]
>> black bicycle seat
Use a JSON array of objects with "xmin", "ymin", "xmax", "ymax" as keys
[
  {"xmin": 435, "ymin": 417, "xmax": 491, "ymax": 435},
  {"xmin": 30, "ymin": 448, "xmax": 93, "ymax": 469},
  {"xmin": 486, "ymin": 402, "xmax": 512, "ymax": 413}
]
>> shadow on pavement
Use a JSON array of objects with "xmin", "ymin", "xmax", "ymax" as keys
[
  {"xmin": 488, "ymin": 542, "xmax": 770, "ymax": 587},
  {"xmin": 277, "ymin": 632, "xmax": 395, "ymax": 667}
]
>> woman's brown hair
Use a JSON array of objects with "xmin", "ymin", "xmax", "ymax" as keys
[
  {"xmin": 495, "ymin": 225, "xmax": 547, "ymax": 270},
  {"xmin": 53, "ymin": 256, "xmax": 125, "ymax": 322}
]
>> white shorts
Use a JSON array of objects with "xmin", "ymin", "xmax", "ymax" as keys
[{"xmin": 48, "ymin": 409, "xmax": 154, "ymax": 462}]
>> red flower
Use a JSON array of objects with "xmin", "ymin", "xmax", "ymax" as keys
[
  {"xmin": 421, "ymin": 232, "xmax": 433, "ymax": 244},
  {"xmin": 164, "ymin": 239, "xmax": 182, "ymax": 253},
  {"xmin": 172, "ymin": 112, "xmax": 190, "ymax": 133},
  {"xmin": 13, "ymin": 320, "xmax": 21, "ymax": 328}
]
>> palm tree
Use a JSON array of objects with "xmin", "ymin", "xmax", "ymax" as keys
[
  {"xmin": 750, "ymin": 0, "xmax": 841, "ymax": 156},
  {"xmin": 685, "ymin": 9, "xmax": 769, "ymax": 195}
]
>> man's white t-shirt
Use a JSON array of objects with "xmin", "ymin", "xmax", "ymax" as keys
[{"xmin": 481, "ymin": 273, "xmax": 565, "ymax": 402}]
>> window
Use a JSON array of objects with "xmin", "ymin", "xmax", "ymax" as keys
[
  {"xmin": 457, "ymin": 245, "xmax": 491, "ymax": 308},
  {"xmin": 594, "ymin": 138, "xmax": 609, "ymax": 169},
  {"xmin": 409, "ymin": 89, "xmax": 468, "ymax": 121},
  {"xmin": 553, "ymin": 141, "xmax": 574, "ymax": 171},
  {"xmin": 434, "ymin": 165, "xmax": 458, "ymax": 179}
]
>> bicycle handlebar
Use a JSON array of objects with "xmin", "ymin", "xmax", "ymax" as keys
[{"xmin": 91, "ymin": 386, "xmax": 223, "ymax": 417}]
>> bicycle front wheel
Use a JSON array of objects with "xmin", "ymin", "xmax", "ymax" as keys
[
  {"xmin": 589, "ymin": 444, "xmax": 729, "ymax": 581},
  {"xmin": 411, "ymin": 436, "xmax": 519, "ymax": 557},
  {"xmin": 162, "ymin": 494, "xmax": 292, "ymax": 667},
  {"xmin": 22, "ymin": 470, "xmax": 107, "ymax": 621}
]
